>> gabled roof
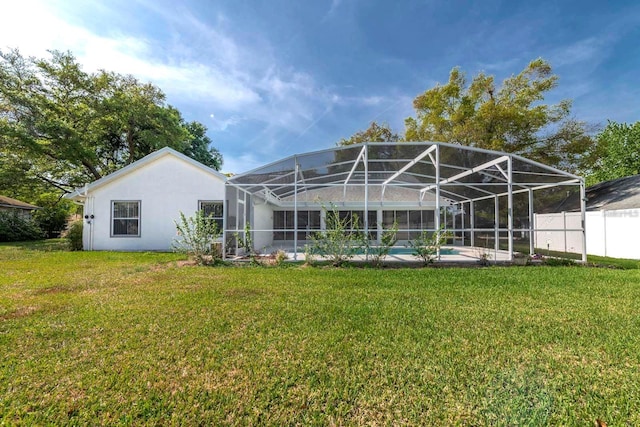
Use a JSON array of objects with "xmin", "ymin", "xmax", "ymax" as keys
[
  {"xmin": 0, "ymin": 195, "xmax": 40, "ymax": 210},
  {"xmin": 65, "ymin": 147, "xmax": 227, "ymax": 200}
]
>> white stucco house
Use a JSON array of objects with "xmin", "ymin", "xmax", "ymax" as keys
[
  {"xmin": 65, "ymin": 147, "xmax": 227, "ymax": 251},
  {"xmin": 67, "ymin": 142, "xmax": 585, "ymax": 262}
]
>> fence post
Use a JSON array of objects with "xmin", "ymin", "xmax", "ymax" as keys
[{"xmin": 563, "ymin": 211, "xmax": 567, "ymax": 253}]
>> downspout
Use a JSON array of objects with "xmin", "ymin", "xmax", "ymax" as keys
[{"xmin": 77, "ymin": 183, "xmax": 94, "ymax": 251}]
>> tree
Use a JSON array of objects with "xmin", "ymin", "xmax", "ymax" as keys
[
  {"xmin": 404, "ymin": 58, "xmax": 594, "ymax": 172},
  {"xmin": 0, "ymin": 49, "xmax": 223, "ymax": 197},
  {"xmin": 31, "ymin": 193, "xmax": 76, "ymax": 238},
  {"xmin": 585, "ymin": 120, "xmax": 640, "ymax": 185},
  {"xmin": 182, "ymin": 121, "xmax": 223, "ymax": 170},
  {"xmin": 338, "ymin": 121, "xmax": 399, "ymax": 146}
]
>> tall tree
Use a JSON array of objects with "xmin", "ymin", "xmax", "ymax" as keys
[
  {"xmin": 338, "ymin": 121, "xmax": 399, "ymax": 146},
  {"xmin": 404, "ymin": 59, "xmax": 594, "ymax": 172},
  {"xmin": 182, "ymin": 121, "xmax": 223, "ymax": 170},
  {"xmin": 0, "ymin": 49, "xmax": 222, "ymax": 196},
  {"xmin": 585, "ymin": 120, "xmax": 640, "ymax": 185}
]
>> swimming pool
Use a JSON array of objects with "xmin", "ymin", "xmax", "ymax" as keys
[
  {"xmin": 295, "ymin": 247, "xmax": 459, "ymax": 256},
  {"xmin": 384, "ymin": 247, "xmax": 458, "ymax": 255}
]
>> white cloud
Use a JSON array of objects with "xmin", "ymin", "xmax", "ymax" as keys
[
  {"xmin": 210, "ymin": 115, "xmax": 246, "ymax": 132},
  {"xmin": 221, "ymin": 152, "xmax": 264, "ymax": 176},
  {"xmin": 322, "ymin": 0, "xmax": 343, "ymax": 22},
  {"xmin": 0, "ymin": 0, "xmax": 392, "ymax": 165},
  {"xmin": 550, "ymin": 37, "xmax": 609, "ymax": 68},
  {"xmin": 0, "ymin": 1, "xmax": 262, "ymax": 110}
]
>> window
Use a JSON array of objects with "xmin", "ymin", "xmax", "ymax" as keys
[
  {"xmin": 382, "ymin": 209, "xmax": 436, "ymax": 240},
  {"xmin": 199, "ymin": 201, "xmax": 224, "ymax": 230},
  {"xmin": 112, "ymin": 201, "xmax": 140, "ymax": 237},
  {"xmin": 336, "ymin": 210, "xmax": 376, "ymax": 239},
  {"xmin": 273, "ymin": 210, "xmax": 321, "ymax": 241}
]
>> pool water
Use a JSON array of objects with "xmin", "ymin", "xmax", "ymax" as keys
[
  {"xmin": 296, "ymin": 247, "xmax": 459, "ymax": 255},
  {"xmin": 385, "ymin": 247, "xmax": 458, "ymax": 255}
]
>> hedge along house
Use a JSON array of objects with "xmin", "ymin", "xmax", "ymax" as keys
[
  {"xmin": 65, "ymin": 147, "xmax": 227, "ymax": 251},
  {"xmin": 226, "ymin": 142, "xmax": 587, "ymax": 262}
]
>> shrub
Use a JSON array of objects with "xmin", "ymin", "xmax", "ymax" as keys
[
  {"xmin": 32, "ymin": 194, "xmax": 75, "ymax": 238},
  {"xmin": 474, "ymin": 246, "xmax": 493, "ymax": 266},
  {"xmin": 309, "ymin": 205, "xmax": 366, "ymax": 267},
  {"xmin": 274, "ymin": 249, "xmax": 288, "ymax": 265},
  {"xmin": 0, "ymin": 211, "xmax": 44, "ymax": 242},
  {"xmin": 408, "ymin": 226, "xmax": 451, "ymax": 266},
  {"xmin": 172, "ymin": 210, "xmax": 222, "ymax": 265},
  {"xmin": 544, "ymin": 257, "xmax": 576, "ymax": 267},
  {"xmin": 303, "ymin": 244, "xmax": 316, "ymax": 266},
  {"xmin": 65, "ymin": 220, "xmax": 83, "ymax": 251},
  {"xmin": 237, "ymin": 222, "xmax": 260, "ymax": 264},
  {"xmin": 367, "ymin": 221, "xmax": 398, "ymax": 267}
]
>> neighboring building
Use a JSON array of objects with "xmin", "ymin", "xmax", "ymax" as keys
[
  {"xmin": 65, "ymin": 147, "xmax": 227, "ymax": 251},
  {"xmin": 0, "ymin": 196, "xmax": 40, "ymax": 218}
]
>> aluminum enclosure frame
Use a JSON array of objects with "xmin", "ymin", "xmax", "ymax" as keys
[{"xmin": 226, "ymin": 142, "xmax": 587, "ymax": 262}]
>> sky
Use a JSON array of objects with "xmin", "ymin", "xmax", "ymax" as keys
[{"xmin": 2, "ymin": 0, "xmax": 639, "ymax": 174}]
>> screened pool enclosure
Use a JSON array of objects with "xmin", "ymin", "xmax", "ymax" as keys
[{"xmin": 224, "ymin": 142, "xmax": 587, "ymax": 262}]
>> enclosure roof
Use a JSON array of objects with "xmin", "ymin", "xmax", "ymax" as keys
[{"xmin": 228, "ymin": 142, "xmax": 581, "ymax": 204}]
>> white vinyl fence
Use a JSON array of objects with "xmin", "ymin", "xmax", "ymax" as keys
[{"xmin": 534, "ymin": 209, "xmax": 640, "ymax": 259}]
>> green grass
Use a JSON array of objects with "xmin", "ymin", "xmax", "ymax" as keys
[
  {"xmin": 1, "ymin": 242, "xmax": 640, "ymax": 424},
  {"xmin": 509, "ymin": 240, "xmax": 640, "ymax": 269}
]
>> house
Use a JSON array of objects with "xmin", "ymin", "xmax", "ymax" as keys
[
  {"xmin": 0, "ymin": 195, "xmax": 40, "ymax": 218},
  {"xmin": 65, "ymin": 147, "xmax": 227, "ymax": 251},
  {"xmin": 68, "ymin": 142, "xmax": 584, "ymax": 262}
]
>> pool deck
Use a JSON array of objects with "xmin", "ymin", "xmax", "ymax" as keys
[{"xmin": 249, "ymin": 245, "xmax": 515, "ymax": 264}]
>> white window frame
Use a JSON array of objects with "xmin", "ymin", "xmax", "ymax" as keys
[{"xmin": 111, "ymin": 200, "xmax": 141, "ymax": 237}]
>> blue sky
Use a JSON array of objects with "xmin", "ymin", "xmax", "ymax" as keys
[{"xmin": 2, "ymin": 0, "xmax": 639, "ymax": 173}]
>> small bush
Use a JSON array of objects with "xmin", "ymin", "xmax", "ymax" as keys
[
  {"xmin": 543, "ymin": 257, "xmax": 576, "ymax": 266},
  {"xmin": 303, "ymin": 244, "xmax": 316, "ymax": 266},
  {"xmin": 237, "ymin": 222, "xmax": 261, "ymax": 264},
  {"xmin": 65, "ymin": 221, "xmax": 83, "ymax": 251},
  {"xmin": 367, "ymin": 221, "xmax": 398, "ymax": 267},
  {"xmin": 274, "ymin": 249, "xmax": 288, "ymax": 266},
  {"xmin": 172, "ymin": 210, "xmax": 222, "ymax": 265},
  {"xmin": 474, "ymin": 247, "xmax": 493, "ymax": 266},
  {"xmin": 309, "ymin": 205, "xmax": 366, "ymax": 267},
  {"xmin": 408, "ymin": 226, "xmax": 452, "ymax": 266},
  {"xmin": 0, "ymin": 211, "xmax": 44, "ymax": 242}
]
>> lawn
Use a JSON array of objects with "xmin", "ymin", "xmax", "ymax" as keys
[{"xmin": 1, "ymin": 243, "xmax": 640, "ymax": 425}]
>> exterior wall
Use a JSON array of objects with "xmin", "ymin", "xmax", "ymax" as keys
[
  {"xmin": 534, "ymin": 209, "xmax": 640, "ymax": 259},
  {"xmin": 0, "ymin": 206, "xmax": 33, "ymax": 218},
  {"xmin": 83, "ymin": 154, "xmax": 225, "ymax": 251},
  {"xmin": 253, "ymin": 203, "xmax": 274, "ymax": 251}
]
